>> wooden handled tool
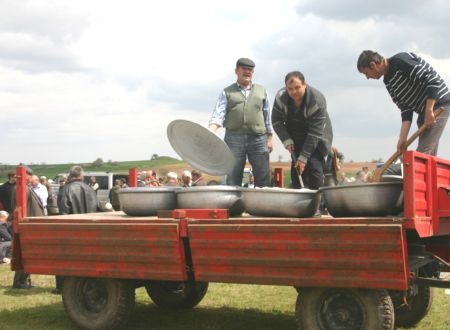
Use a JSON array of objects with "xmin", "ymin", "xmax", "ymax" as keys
[{"xmin": 373, "ymin": 107, "xmax": 444, "ymax": 182}]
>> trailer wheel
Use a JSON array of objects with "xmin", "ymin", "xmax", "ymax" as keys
[
  {"xmin": 295, "ymin": 288, "xmax": 394, "ymax": 330},
  {"xmin": 62, "ymin": 277, "xmax": 135, "ymax": 330},
  {"xmin": 391, "ymin": 286, "xmax": 433, "ymax": 328},
  {"xmin": 145, "ymin": 281, "xmax": 208, "ymax": 309}
]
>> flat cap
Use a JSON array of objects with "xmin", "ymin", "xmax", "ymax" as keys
[{"xmin": 236, "ymin": 57, "xmax": 255, "ymax": 68}]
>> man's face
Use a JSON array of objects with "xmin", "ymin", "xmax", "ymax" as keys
[
  {"xmin": 286, "ymin": 77, "xmax": 307, "ymax": 104},
  {"xmin": 359, "ymin": 62, "xmax": 384, "ymax": 80},
  {"xmin": 31, "ymin": 176, "xmax": 39, "ymax": 187},
  {"xmin": 8, "ymin": 175, "xmax": 16, "ymax": 184},
  {"xmin": 235, "ymin": 66, "xmax": 254, "ymax": 86}
]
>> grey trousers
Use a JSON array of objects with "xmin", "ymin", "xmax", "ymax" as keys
[{"xmin": 417, "ymin": 103, "xmax": 450, "ymax": 156}]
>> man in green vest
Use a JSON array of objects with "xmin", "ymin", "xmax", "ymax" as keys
[{"xmin": 209, "ymin": 58, "xmax": 273, "ymax": 187}]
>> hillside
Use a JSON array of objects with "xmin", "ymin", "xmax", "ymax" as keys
[{"xmin": 0, "ymin": 157, "xmax": 376, "ymax": 184}]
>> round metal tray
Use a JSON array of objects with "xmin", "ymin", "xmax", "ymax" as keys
[{"xmin": 167, "ymin": 119, "xmax": 234, "ymax": 175}]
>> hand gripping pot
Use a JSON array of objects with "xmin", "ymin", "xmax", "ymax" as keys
[{"xmin": 167, "ymin": 120, "xmax": 235, "ymax": 176}]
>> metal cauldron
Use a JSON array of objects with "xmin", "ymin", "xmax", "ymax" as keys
[
  {"xmin": 320, "ymin": 182, "xmax": 403, "ymax": 217},
  {"xmin": 242, "ymin": 187, "xmax": 320, "ymax": 218},
  {"xmin": 118, "ymin": 187, "xmax": 181, "ymax": 216},
  {"xmin": 176, "ymin": 186, "xmax": 244, "ymax": 216}
]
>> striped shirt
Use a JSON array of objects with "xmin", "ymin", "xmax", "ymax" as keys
[{"xmin": 383, "ymin": 52, "xmax": 450, "ymax": 122}]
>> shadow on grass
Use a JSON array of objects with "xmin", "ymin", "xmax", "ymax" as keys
[
  {"xmin": 0, "ymin": 300, "xmax": 297, "ymax": 330},
  {"xmin": 126, "ymin": 302, "xmax": 297, "ymax": 330},
  {"xmin": 1, "ymin": 286, "xmax": 54, "ymax": 297}
]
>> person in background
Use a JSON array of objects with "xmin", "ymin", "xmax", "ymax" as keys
[
  {"xmin": 209, "ymin": 57, "xmax": 273, "ymax": 187},
  {"xmin": 181, "ymin": 170, "xmax": 192, "ymax": 187},
  {"xmin": 120, "ymin": 178, "xmax": 128, "ymax": 188},
  {"xmin": 109, "ymin": 179, "xmax": 122, "ymax": 211},
  {"xmin": 11, "ymin": 167, "xmax": 45, "ymax": 289},
  {"xmin": 272, "ymin": 71, "xmax": 333, "ymax": 191},
  {"xmin": 357, "ymin": 50, "xmax": 450, "ymax": 156},
  {"xmin": 57, "ymin": 176, "xmax": 67, "ymax": 213},
  {"xmin": 40, "ymin": 176, "xmax": 54, "ymax": 206},
  {"xmin": 0, "ymin": 172, "xmax": 16, "ymax": 213},
  {"xmin": 31, "ymin": 175, "xmax": 48, "ymax": 215},
  {"xmin": 165, "ymin": 172, "xmax": 179, "ymax": 186},
  {"xmin": 191, "ymin": 170, "xmax": 206, "ymax": 186},
  {"xmin": 89, "ymin": 176, "xmax": 99, "ymax": 194},
  {"xmin": 137, "ymin": 171, "xmax": 147, "ymax": 187},
  {"xmin": 55, "ymin": 165, "xmax": 102, "ymax": 294},
  {"xmin": 243, "ymin": 173, "xmax": 255, "ymax": 188},
  {"xmin": 0, "ymin": 210, "xmax": 12, "ymax": 264}
]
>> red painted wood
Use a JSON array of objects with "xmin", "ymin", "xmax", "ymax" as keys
[{"xmin": 188, "ymin": 221, "xmax": 408, "ymax": 290}]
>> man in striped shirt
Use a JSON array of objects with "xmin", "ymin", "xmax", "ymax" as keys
[{"xmin": 357, "ymin": 50, "xmax": 450, "ymax": 156}]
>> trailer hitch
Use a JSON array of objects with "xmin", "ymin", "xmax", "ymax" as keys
[{"xmin": 412, "ymin": 252, "xmax": 450, "ymax": 288}]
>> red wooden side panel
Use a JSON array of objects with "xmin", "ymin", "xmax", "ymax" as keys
[
  {"xmin": 434, "ymin": 157, "xmax": 450, "ymax": 235},
  {"xmin": 403, "ymin": 151, "xmax": 450, "ymax": 237},
  {"xmin": 19, "ymin": 220, "xmax": 187, "ymax": 281},
  {"xmin": 188, "ymin": 221, "xmax": 408, "ymax": 290}
]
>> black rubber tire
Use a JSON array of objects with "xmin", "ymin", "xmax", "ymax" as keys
[
  {"xmin": 295, "ymin": 288, "xmax": 394, "ymax": 330},
  {"xmin": 145, "ymin": 281, "xmax": 208, "ymax": 309},
  {"xmin": 62, "ymin": 277, "xmax": 135, "ymax": 330},
  {"xmin": 391, "ymin": 286, "xmax": 433, "ymax": 328}
]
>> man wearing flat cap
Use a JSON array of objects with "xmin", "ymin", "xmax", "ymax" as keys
[{"xmin": 209, "ymin": 57, "xmax": 272, "ymax": 187}]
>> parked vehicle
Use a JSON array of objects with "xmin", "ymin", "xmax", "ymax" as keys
[{"xmin": 11, "ymin": 151, "xmax": 450, "ymax": 330}]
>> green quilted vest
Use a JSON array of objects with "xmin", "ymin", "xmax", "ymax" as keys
[{"xmin": 223, "ymin": 83, "xmax": 266, "ymax": 134}]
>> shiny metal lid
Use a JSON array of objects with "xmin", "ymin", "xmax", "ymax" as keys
[{"xmin": 167, "ymin": 119, "xmax": 235, "ymax": 175}]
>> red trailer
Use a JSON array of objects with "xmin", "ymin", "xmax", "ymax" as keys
[{"xmin": 11, "ymin": 151, "xmax": 450, "ymax": 330}]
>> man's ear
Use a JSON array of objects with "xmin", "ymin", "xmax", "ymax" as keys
[{"xmin": 369, "ymin": 61, "xmax": 375, "ymax": 69}]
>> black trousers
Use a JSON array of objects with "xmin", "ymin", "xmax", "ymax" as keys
[
  {"xmin": 13, "ymin": 270, "xmax": 31, "ymax": 287},
  {"xmin": 291, "ymin": 149, "xmax": 324, "ymax": 190}
]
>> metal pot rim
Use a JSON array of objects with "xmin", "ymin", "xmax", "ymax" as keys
[
  {"xmin": 319, "ymin": 182, "xmax": 403, "ymax": 192},
  {"xmin": 118, "ymin": 187, "xmax": 181, "ymax": 194},
  {"xmin": 242, "ymin": 187, "xmax": 317, "ymax": 195},
  {"xmin": 176, "ymin": 185, "xmax": 241, "ymax": 194}
]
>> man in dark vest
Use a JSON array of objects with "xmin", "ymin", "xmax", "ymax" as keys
[
  {"xmin": 209, "ymin": 58, "xmax": 273, "ymax": 187},
  {"xmin": 272, "ymin": 71, "xmax": 333, "ymax": 191}
]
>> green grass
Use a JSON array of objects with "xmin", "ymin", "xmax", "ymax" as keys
[{"xmin": 1, "ymin": 266, "xmax": 449, "ymax": 329}]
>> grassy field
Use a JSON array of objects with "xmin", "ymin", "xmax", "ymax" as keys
[{"xmin": 0, "ymin": 265, "xmax": 449, "ymax": 329}]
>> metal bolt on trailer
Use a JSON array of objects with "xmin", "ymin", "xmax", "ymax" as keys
[{"xmin": 10, "ymin": 151, "xmax": 450, "ymax": 330}]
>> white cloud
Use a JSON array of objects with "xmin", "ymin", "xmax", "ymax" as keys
[{"xmin": 0, "ymin": 0, "xmax": 449, "ymax": 166}]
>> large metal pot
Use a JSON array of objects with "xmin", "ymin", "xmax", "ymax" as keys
[
  {"xmin": 242, "ymin": 188, "xmax": 320, "ymax": 218},
  {"xmin": 176, "ymin": 186, "xmax": 244, "ymax": 216},
  {"xmin": 320, "ymin": 182, "xmax": 403, "ymax": 217},
  {"xmin": 118, "ymin": 187, "xmax": 180, "ymax": 216}
]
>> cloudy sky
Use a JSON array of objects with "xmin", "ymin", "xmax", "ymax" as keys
[{"xmin": 1, "ymin": 0, "xmax": 449, "ymax": 165}]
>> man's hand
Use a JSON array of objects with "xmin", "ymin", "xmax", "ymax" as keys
[
  {"xmin": 396, "ymin": 138, "xmax": 407, "ymax": 153},
  {"xmin": 208, "ymin": 124, "xmax": 220, "ymax": 132},
  {"xmin": 424, "ymin": 110, "xmax": 436, "ymax": 127},
  {"xmin": 295, "ymin": 160, "xmax": 306, "ymax": 174},
  {"xmin": 267, "ymin": 134, "xmax": 273, "ymax": 153},
  {"xmin": 424, "ymin": 99, "xmax": 437, "ymax": 128}
]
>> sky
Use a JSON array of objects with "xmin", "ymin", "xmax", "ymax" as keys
[{"xmin": 1, "ymin": 0, "xmax": 450, "ymax": 165}]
